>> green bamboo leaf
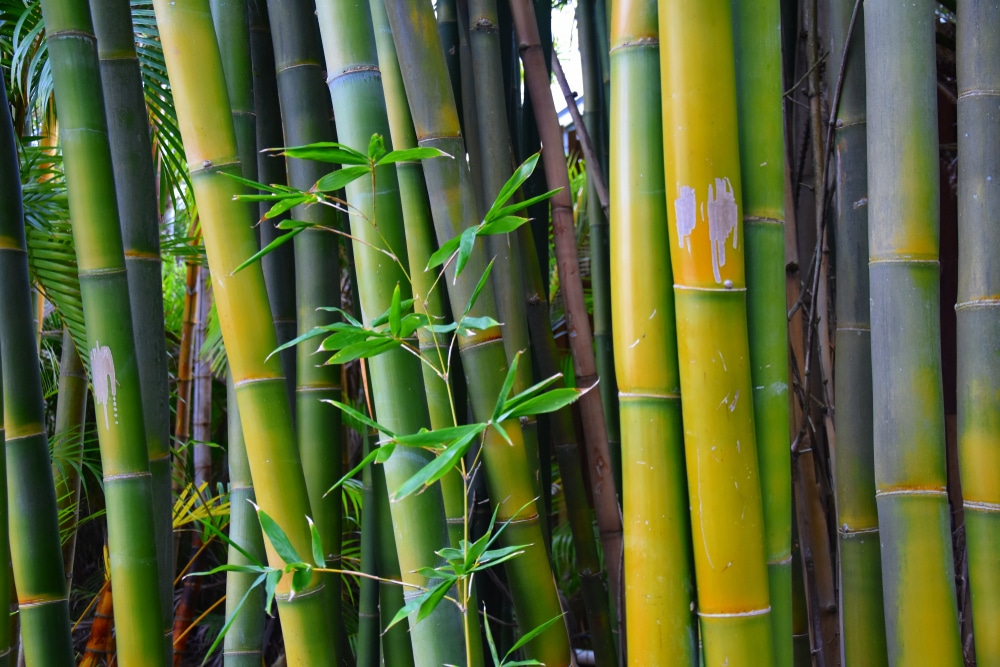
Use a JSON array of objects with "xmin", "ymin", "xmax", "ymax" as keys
[
  {"xmin": 200, "ymin": 571, "xmax": 268, "ymax": 666},
  {"xmin": 322, "ymin": 399, "xmax": 395, "ymax": 438},
  {"xmin": 485, "ymin": 152, "xmax": 540, "ymax": 221},
  {"xmin": 376, "ymin": 146, "xmax": 450, "ymax": 165},
  {"xmin": 504, "ymin": 388, "xmax": 582, "ymax": 420},
  {"xmin": 267, "ymin": 325, "xmax": 335, "ymax": 360},
  {"xmin": 393, "ymin": 423, "xmax": 486, "ymax": 450},
  {"xmin": 371, "ymin": 297, "xmax": 416, "ymax": 327},
  {"xmin": 314, "ymin": 165, "xmax": 371, "ymax": 192},
  {"xmin": 233, "ymin": 227, "xmax": 304, "ymax": 274},
  {"xmin": 504, "ymin": 615, "xmax": 565, "ymax": 662},
  {"xmin": 318, "ymin": 328, "xmax": 380, "ymax": 352},
  {"xmin": 415, "ymin": 578, "xmax": 454, "ymax": 623},
  {"xmin": 498, "ymin": 373, "xmax": 563, "ymax": 414},
  {"xmin": 484, "ymin": 610, "xmax": 502, "ymax": 667},
  {"xmin": 290, "ymin": 565, "xmax": 313, "ymax": 598},
  {"xmin": 307, "ymin": 517, "xmax": 326, "ymax": 568},
  {"xmin": 478, "ymin": 215, "xmax": 529, "ymax": 236},
  {"xmin": 275, "ymin": 219, "xmax": 319, "ymax": 230},
  {"xmin": 187, "ymin": 563, "xmax": 267, "ymax": 577},
  {"xmin": 493, "ymin": 188, "xmax": 561, "ymax": 221},
  {"xmin": 493, "ymin": 352, "xmax": 521, "ymax": 421},
  {"xmin": 251, "ymin": 504, "xmax": 302, "ymax": 566},
  {"xmin": 389, "ymin": 283, "xmax": 402, "ymax": 337},
  {"xmin": 325, "ymin": 442, "xmax": 396, "ymax": 497},
  {"xmin": 368, "ymin": 133, "xmax": 386, "ymax": 160},
  {"xmin": 264, "ymin": 569, "xmax": 282, "ymax": 615},
  {"xmin": 464, "ymin": 258, "xmax": 495, "ymax": 315},
  {"xmin": 492, "ymin": 419, "xmax": 513, "ymax": 447},
  {"xmin": 328, "ymin": 337, "xmax": 402, "ymax": 364},
  {"xmin": 278, "ymin": 142, "xmax": 368, "ymax": 165},
  {"xmin": 392, "ymin": 429, "xmax": 480, "ymax": 500},
  {"xmin": 454, "ymin": 225, "xmax": 477, "ymax": 277},
  {"xmin": 264, "ymin": 194, "xmax": 314, "ymax": 219},
  {"xmin": 399, "ymin": 312, "xmax": 432, "ymax": 338},
  {"xmin": 476, "ymin": 544, "xmax": 527, "ymax": 567},
  {"xmin": 426, "ymin": 234, "xmax": 461, "ymax": 270},
  {"xmin": 458, "ymin": 316, "xmax": 501, "ymax": 333},
  {"xmin": 424, "ymin": 322, "xmax": 459, "ymax": 334},
  {"xmin": 222, "ymin": 170, "xmax": 292, "ymax": 194}
]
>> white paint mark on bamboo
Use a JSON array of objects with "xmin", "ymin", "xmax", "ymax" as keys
[
  {"xmin": 674, "ymin": 185, "xmax": 697, "ymax": 253},
  {"xmin": 707, "ymin": 178, "xmax": 738, "ymax": 283},
  {"xmin": 629, "ymin": 338, "xmax": 641, "ymax": 349},
  {"xmin": 90, "ymin": 341, "xmax": 119, "ymax": 429}
]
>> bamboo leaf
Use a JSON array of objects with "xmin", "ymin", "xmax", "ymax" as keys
[
  {"xmin": 459, "ymin": 316, "xmax": 501, "ymax": 333},
  {"xmin": 485, "ymin": 152, "xmax": 540, "ymax": 221},
  {"xmin": 233, "ymin": 227, "xmax": 304, "ymax": 274},
  {"xmin": 426, "ymin": 234, "xmax": 461, "ymax": 270},
  {"xmin": 389, "ymin": 283, "xmax": 402, "ymax": 338},
  {"xmin": 376, "ymin": 146, "xmax": 451, "ymax": 165},
  {"xmin": 264, "ymin": 194, "xmax": 314, "ymax": 219},
  {"xmin": 498, "ymin": 373, "xmax": 563, "ymax": 414},
  {"xmin": 492, "ymin": 420, "xmax": 513, "ymax": 447},
  {"xmin": 268, "ymin": 325, "xmax": 335, "ymax": 360},
  {"xmin": 264, "ymin": 569, "xmax": 282, "ymax": 615},
  {"xmin": 314, "ymin": 165, "xmax": 370, "ymax": 192},
  {"xmin": 493, "ymin": 352, "xmax": 521, "ymax": 421},
  {"xmin": 415, "ymin": 578, "xmax": 454, "ymax": 623},
  {"xmin": 392, "ymin": 429, "xmax": 480, "ymax": 500},
  {"xmin": 454, "ymin": 225, "xmax": 477, "ymax": 277},
  {"xmin": 393, "ymin": 423, "xmax": 486, "ymax": 450},
  {"xmin": 478, "ymin": 215, "xmax": 529, "ymax": 236},
  {"xmin": 464, "ymin": 258, "xmax": 495, "ymax": 315},
  {"xmin": 504, "ymin": 615, "xmax": 565, "ymax": 662},
  {"xmin": 252, "ymin": 504, "xmax": 302, "ymax": 566},
  {"xmin": 484, "ymin": 610, "xmax": 502, "ymax": 667},
  {"xmin": 368, "ymin": 134, "xmax": 386, "ymax": 161},
  {"xmin": 327, "ymin": 337, "xmax": 402, "ymax": 364},
  {"xmin": 200, "ymin": 571, "xmax": 268, "ymax": 665},
  {"xmin": 504, "ymin": 388, "xmax": 582, "ymax": 420},
  {"xmin": 325, "ymin": 442, "xmax": 396, "ymax": 497},
  {"xmin": 278, "ymin": 142, "xmax": 368, "ymax": 165},
  {"xmin": 308, "ymin": 517, "xmax": 326, "ymax": 568},
  {"xmin": 290, "ymin": 565, "xmax": 313, "ymax": 599},
  {"xmin": 493, "ymin": 188, "xmax": 561, "ymax": 220},
  {"xmin": 322, "ymin": 399, "xmax": 395, "ymax": 438}
]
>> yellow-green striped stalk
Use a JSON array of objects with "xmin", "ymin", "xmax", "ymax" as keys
[
  {"xmin": 0, "ymin": 395, "xmax": 8, "ymax": 667},
  {"xmin": 90, "ymin": 1, "xmax": 175, "ymax": 652},
  {"xmin": 150, "ymin": 0, "xmax": 339, "ymax": 662},
  {"xmin": 658, "ymin": 1, "xmax": 773, "ymax": 662},
  {"xmin": 829, "ymin": 2, "xmax": 888, "ymax": 664},
  {"xmin": 956, "ymin": 1, "xmax": 1000, "ymax": 664},
  {"xmin": 731, "ymin": 1, "xmax": 792, "ymax": 664},
  {"xmin": 249, "ymin": 0, "xmax": 297, "ymax": 400},
  {"xmin": 509, "ymin": 0, "xmax": 625, "ymax": 635},
  {"xmin": 263, "ymin": 1, "xmax": 344, "ymax": 653},
  {"xmin": 26, "ymin": 3, "xmax": 166, "ymax": 662},
  {"xmin": 52, "ymin": 328, "xmax": 88, "ymax": 590},
  {"xmin": 864, "ymin": 2, "xmax": 962, "ymax": 664},
  {"xmin": 610, "ymin": 0, "xmax": 696, "ymax": 663},
  {"xmin": 314, "ymin": 0, "xmax": 469, "ymax": 664},
  {"xmin": 382, "ymin": 2, "xmax": 572, "ymax": 663}
]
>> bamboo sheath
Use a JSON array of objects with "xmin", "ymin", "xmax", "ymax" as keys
[
  {"xmin": 829, "ymin": 2, "xmax": 888, "ymax": 664},
  {"xmin": 956, "ymin": 2, "xmax": 1000, "ymax": 664},
  {"xmin": 509, "ymin": 0, "xmax": 625, "ymax": 638},
  {"xmin": 264, "ymin": 0, "xmax": 345, "ymax": 652},
  {"xmin": 149, "ymin": 0, "xmax": 338, "ymax": 662},
  {"xmin": 89, "ymin": 1, "xmax": 175, "ymax": 654},
  {"xmin": 52, "ymin": 328, "xmax": 89, "ymax": 589},
  {"xmin": 249, "ymin": 0, "xmax": 297, "ymax": 404},
  {"xmin": 730, "ymin": 1, "xmax": 792, "ymax": 664},
  {"xmin": 864, "ymin": 2, "xmax": 963, "ymax": 664},
  {"xmin": 657, "ymin": 1, "xmax": 773, "ymax": 662},
  {"xmin": 609, "ymin": 0, "xmax": 696, "ymax": 663},
  {"xmin": 314, "ymin": 0, "xmax": 468, "ymax": 663},
  {"xmin": 13, "ymin": 5, "xmax": 162, "ymax": 662},
  {"xmin": 382, "ymin": 1, "xmax": 572, "ymax": 662}
]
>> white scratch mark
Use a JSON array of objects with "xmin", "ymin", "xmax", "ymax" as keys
[
  {"xmin": 853, "ymin": 197, "xmax": 868, "ymax": 210},
  {"xmin": 674, "ymin": 185, "xmax": 697, "ymax": 253},
  {"xmin": 648, "ymin": 308, "xmax": 657, "ymax": 320},
  {"xmin": 629, "ymin": 338, "xmax": 641, "ymax": 349},
  {"xmin": 707, "ymin": 177, "xmax": 738, "ymax": 283},
  {"xmin": 729, "ymin": 389, "xmax": 739, "ymax": 412},
  {"xmin": 90, "ymin": 341, "xmax": 120, "ymax": 429},
  {"xmin": 717, "ymin": 350, "xmax": 727, "ymax": 372}
]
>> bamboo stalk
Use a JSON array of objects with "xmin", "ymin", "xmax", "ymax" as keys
[
  {"xmin": 865, "ymin": 1, "xmax": 963, "ymax": 663},
  {"xmin": 509, "ymin": 0, "xmax": 625, "ymax": 640},
  {"xmin": 829, "ymin": 1, "xmax": 889, "ymax": 664},
  {"xmin": 356, "ymin": 432, "xmax": 380, "ymax": 667},
  {"xmin": 609, "ymin": 0, "xmax": 695, "ymax": 663},
  {"xmin": 150, "ymin": 0, "xmax": 339, "ymax": 660},
  {"xmin": 731, "ymin": 1, "xmax": 793, "ymax": 663},
  {"xmin": 79, "ymin": 582, "xmax": 115, "ymax": 667},
  {"xmin": 956, "ymin": 1, "xmax": 1000, "ymax": 664},
  {"xmin": 0, "ymin": 307, "xmax": 10, "ymax": 667},
  {"xmin": 52, "ymin": 328, "xmax": 89, "ymax": 591},
  {"xmin": 657, "ymin": 0, "xmax": 774, "ymax": 661},
  {"xmin": 381, "ymin": 2, "xmax": 573, "ymax": 661},
  {"xmin": 89, "ymin": 0, "xmax": 176, "ymax": 653},
  {"xmin": 1, "ymin": 34, "xmax": 110, "ymax": 667}
]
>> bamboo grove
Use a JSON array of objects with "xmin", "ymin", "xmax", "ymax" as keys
[{"xmin": 0, "ymin": 0, "xmax": 992, "ymax": 665}]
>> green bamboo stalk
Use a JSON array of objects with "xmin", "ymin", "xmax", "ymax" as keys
[
  {"xmin": 829, "ymin": 2, "xmax": 888, "ymax": 664},
  {"xmin": 381, "ymin": 2, "xmax": 572, "ymax": 662},
  {"xmin": 314, "ymin": 2, "xmax": 469, "ymax": 663},
  {"xmin": 52, "ymin": 328, "xmax": 89, "ymax": 591},
  {"xmin": 510, "ymin": 0, "xmax": 626, "ymax": 642},
  {"xmin": 263, "ymin": 1, "xmax": 345, "ymax": 654},
  {"xmin": 211, "ymin": 0, "xmax": 256, "ymax": 177},
  {"xmin": 731, "ymin": 2, "xmax": 793, "ymax": 664},
  {"xmin": 956, "ymin": 2, "xmax": 1000, "ymax": 664},
  {"xmin": 578, "ymin": 0, "xmax": 620, "ymax": 496},
  {"xmin": 657, "ymin": 0, "xmax": 774, "ymax": 662},
  {"xmin": 249, "ymin": 0, "xmax": 297, "ymax": 403},
  {"xmin": 0, "ymin": 200, "xmax": 12, "ymax": 667},
  {"xmin": 150, "ymin": 0, "xmax": 339, "ymax": 661},
  {"xmin": 223, "ymin": 374, "xmax": 265, "ymax": 667},
  {"xmin": 89, "ymin": 4, "xmax": 176, "ymax": 650},
  {"xmin": 864, "ymin": 1, "xmax": 962, "ymax": 664},
  {"xmin": 8, "ymin": 12, "xmax": 155, "ymax": 664},
  {"xmin": 356, "ymin": 432, "xmax": 381, "ymax": 667},
  {"xmin": 457, "ymin": 0, "xmax": 487, "ymax": 216},
  {"xmin": 437, "ymin": 0, "xmax": 464, "ymax": 132},
  {"xmin": 609, "ymin": 0, "xmax": 695, "ymax": 663}
]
